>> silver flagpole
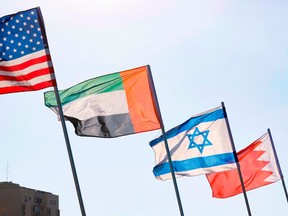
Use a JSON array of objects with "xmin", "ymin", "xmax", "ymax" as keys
[
  {"xmin": 221, "ymin": 102, "xmax": 252, "ymax": 216},
  {"xmin": 36, "ymin": 7, "xmax": 87, "ymax": 216},
  {"xmin": 53, "ymin": 85, "xmax": 87, "ymax": 216},
  {"xmin": 147, "ymin": 65, "xmax": 185, "ymax": 216},
  {"xmin": 267, "ymin": 128, "xmax": 288, "ymax": 203}
]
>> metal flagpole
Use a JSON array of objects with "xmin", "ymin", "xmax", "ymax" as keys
[
  {"xmin": 147, "ymin": 65, "xmax": 185, "ymax": 216},
  {"xmin": 36, "ymin": 7, "xmax": 87, "ymax": 216},
  {"xmin": 267, "ymin": 128, "xmax": 288, "ymax": 203},
  {"xmin": 53, "ymin": 85, "xmax": 87, "ymax": 216},
  {"xmin": 221, "ymin": 102, "xmax": 252, "ymax": 216}
]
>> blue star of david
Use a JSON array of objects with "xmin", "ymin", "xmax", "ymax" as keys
[{"xmin": 187, "ymin": 127, "xmax": 213, "ymax": 154}]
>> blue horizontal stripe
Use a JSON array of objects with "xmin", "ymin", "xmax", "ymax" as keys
[
  {"xmin": 153, "ymin": 152, "xmax": 235, "ymax": 177},
  {"xmin": 150, "ymin": 108, "xmax": 224, "ymax": 147}
]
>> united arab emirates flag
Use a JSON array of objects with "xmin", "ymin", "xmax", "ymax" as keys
[{"xmin": 44, "ymin": 65, "xmax": 161, "ymax": 138}]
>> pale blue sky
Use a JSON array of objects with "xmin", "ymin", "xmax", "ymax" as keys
[{"xmin": 1, "ymin": 1, "xmax": 288, "ymax": 215}]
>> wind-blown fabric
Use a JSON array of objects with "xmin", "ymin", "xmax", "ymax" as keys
[
  {"xmin": 206, "ymin": 132, "xmax": 281, "ymax": 198},
  {"xmin": 0, "ymin": 7, "xmax": 56, "ymax": 94},
  {"xmin": 44, "ymin": 65, "xmax": 160, "ymax": 138},
  {"xmin": 149, "ymin": 106, "xmax": 237, "ymax": 180}
]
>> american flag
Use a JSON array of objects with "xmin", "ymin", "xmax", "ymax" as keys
[{"xmin": 0, "ymin": 7, "xmax": 56, "ymax": 94}]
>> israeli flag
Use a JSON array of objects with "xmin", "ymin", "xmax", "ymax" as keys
[{"xmin": 149, "ymin": 106, "xmax": 237, "ymax": 180}]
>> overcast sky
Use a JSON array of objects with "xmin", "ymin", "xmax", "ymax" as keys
[{"xmin": 1, "ymin": 1, "xmax": 288, "ymax": 216}]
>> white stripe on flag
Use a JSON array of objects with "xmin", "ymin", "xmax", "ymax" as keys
[
  {"xmin": 0, "ymin": 73, "xmax": 55, "ymax": 87},
  {"xmin": 153, "ymin": 119, "xmax": 233, "ymax": 165},
  {"xmin": 62, "ymin": 90, "xmax": 129, "ymax": 120},
  {"xmin": 0, "ymin": 61, "xmax": 52, "ymax": 76},
  {"xmin": 0, "ymin": 49, "xmax": 49, "ymax": 68},
  {"xmin": 254, "ymin": 134, "xmax": 281, "ymax": 183}
]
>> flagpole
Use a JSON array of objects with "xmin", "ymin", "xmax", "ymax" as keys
[
  {"xmin": 36, "ymin": 7, "xmax": 87, "ymax": 216},
  {"xmin": 147, "ymin": 65, "xmax": 185, "ymax": 216},
  {"xmin": 267, "ymin": 128, "xmax": 288, "ymax": 203},
  {"xmin": 53, "ymin": 86, "xmax": 87, "ymax": 216},
  {"xmin": 221, "ymin": 102, "xmax": 252, "ymax": 216}
]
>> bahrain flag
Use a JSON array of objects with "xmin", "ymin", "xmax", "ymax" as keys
[{"xmin": 206, "ymin": 132, "xmax": 281, "ymax": 198}]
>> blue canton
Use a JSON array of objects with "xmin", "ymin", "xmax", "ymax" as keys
[
  {"xmin": 187, "ymin": 127, "xmax": 212, "ymax": 153},
  {"xmin": 0, "ymin": 8, "xmax": 45, "ymax": 62}
]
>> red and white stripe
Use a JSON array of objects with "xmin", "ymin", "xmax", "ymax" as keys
[{"xmin": 0, "ymin": 49, "xmax": 56, "ymax": 94}]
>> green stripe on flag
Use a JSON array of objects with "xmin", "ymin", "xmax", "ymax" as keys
[{"xmin": 44, "ymin": 72, "xmax": 124, "ymax": 107}]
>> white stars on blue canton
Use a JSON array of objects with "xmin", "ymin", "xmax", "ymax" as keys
[
  {"xmin": 187, "ymin": 127, "xmax": 213, "ymax": 154},
  {"xmin": 0, "ymin": 9, "xmax": 45, "ymax": 61}
]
